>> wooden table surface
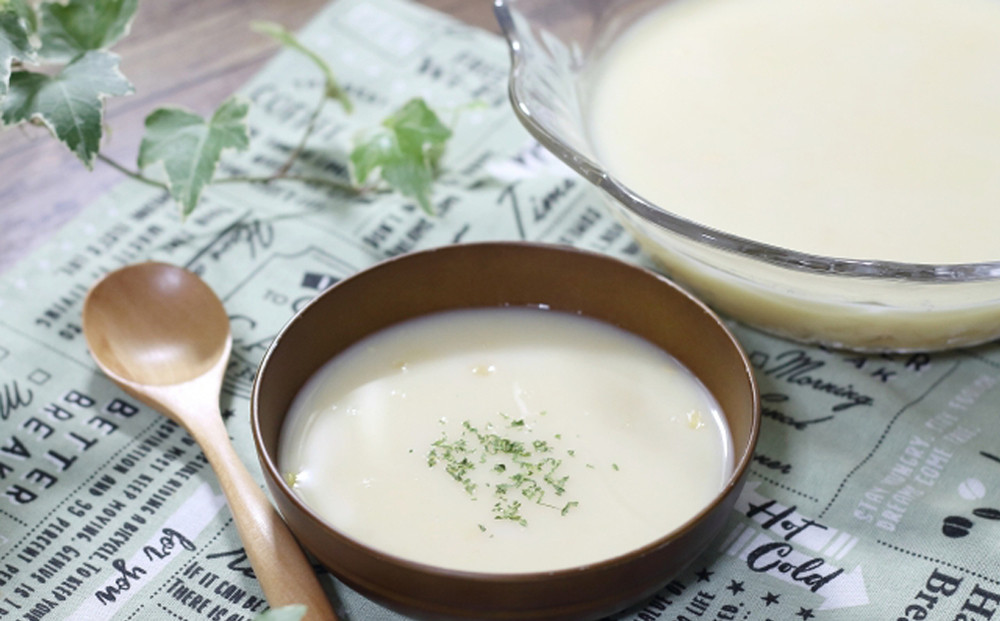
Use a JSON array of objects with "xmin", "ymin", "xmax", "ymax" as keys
[{"xmin": 0, "ymin": 0, "xmax": 500, "ymax": 274}]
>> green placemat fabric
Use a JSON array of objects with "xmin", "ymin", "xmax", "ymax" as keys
[{"xmin": 1, "ymin": 0, "xmax": 999, "ymax": 619}]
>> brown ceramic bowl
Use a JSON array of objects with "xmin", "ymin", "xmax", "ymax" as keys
[{"xmin": 251, "ymin": 242, "xmax": 759, "ymax": 621}]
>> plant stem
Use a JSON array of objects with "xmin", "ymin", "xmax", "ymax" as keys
[
  {"xmin": 273, "ymin": 89, "xmax": 328, "ymax": 178},
  {"xmin": 215, "ymin": 173, "xmax": 360, "ymax": 194},
  {"xmin": 95, "ymin": 80, "xmax": 362, "ymax": 199},
  {"xmin": 97, "ymin": 154, "xmax": 168, "ymax": 191},
  {"xmin": 97, "ymin": 154, "xmax": 359, "ymax": 195}
]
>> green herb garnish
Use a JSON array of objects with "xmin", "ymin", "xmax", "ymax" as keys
[
  {"xmin": 493, "ymin": 499, "xmax": 527, "ymax": 526},
  {"xmin": 561, "ymin": 501, "xmax": 579, "ymax": 516},
  {"xmin": 426, "ymin": 411, "xmax": 580, "ymax": 529}
]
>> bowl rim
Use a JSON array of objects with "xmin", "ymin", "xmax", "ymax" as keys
[
  {"xmin": 493, "ymin": 0, "xmax": 1000, "ymax": 283},
  {"xmin": 251, "ymin": 241, "xmax": 761, "ymax": 582}
]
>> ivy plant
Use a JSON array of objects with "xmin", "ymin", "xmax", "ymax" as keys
[{"xmin": 0, "ymin": 0, "xmax": 452, "ymax": 217}]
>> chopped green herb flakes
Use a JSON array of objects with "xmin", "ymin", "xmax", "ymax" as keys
[{"xmin": 426, "ymin": 413, "xmax": 580, "ymax": 529}]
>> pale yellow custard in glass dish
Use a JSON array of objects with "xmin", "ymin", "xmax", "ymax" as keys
[
  {"xmin": 497, "ymin": 0, "xmax": 1000, "ymax": 351},
  {"xmin": 588, "ymin": 0, "xmax": 1000, "ymax": 265}
]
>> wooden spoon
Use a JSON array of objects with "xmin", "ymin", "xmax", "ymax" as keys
[{"xmin": 81, "ymin": 262, "xmax": 337, "ymax": 621}]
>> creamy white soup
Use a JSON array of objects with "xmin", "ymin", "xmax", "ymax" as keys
[
  {"xmin": 587, "ymin": 0, "xmax": 1000, "ymax": 264},
  {"xmin": 279, "ymin": 307, "xmax": 731, "ymax": 573}
]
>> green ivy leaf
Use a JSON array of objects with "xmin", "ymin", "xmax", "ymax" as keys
[
  {"xmin": 251, "ymin": 20, "xmax": 351, "ymax": 113},
  {"xmin": 36, "ymin": 0, "xmax": 139, "ymax": 62},
  {"xmin": 350, "ymin": 98, "xmax": 451, "ymax": 214},
  {"xmin": 0, "ymin": 1, "xmax": 37, "ymax": 96},
  {"xmin": 252, "ymin": 605, "xmax": 306, "ymax": 621},
  {"xmin": 5, "ymin": 0, "xmax": 37, "ymax": 34},
  {"xmin": 384, "ymin": 97, "xmax": 451, "ymax": 167},
  {"xmin": 138, "ymin": 96, "xmax": 250, "ymax": 217},
  {"xmin": 1, "ymin": 50, "xmax": 132, "ymax": 167}
]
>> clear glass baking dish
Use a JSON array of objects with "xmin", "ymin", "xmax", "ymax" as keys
[{"xmin": 494, "ymin": 0, "xmax": 1000, "ymax": 352}]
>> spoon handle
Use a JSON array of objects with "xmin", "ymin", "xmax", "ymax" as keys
[{"xmin": 196, "ymin": 413, "xmax": 339, "ymax": 620}]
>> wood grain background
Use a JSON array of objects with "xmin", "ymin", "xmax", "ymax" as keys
[{"xmin": 0, "ymin": 0, "xmax": 500, "ymax": 273}]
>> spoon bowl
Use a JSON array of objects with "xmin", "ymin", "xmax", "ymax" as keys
[
  {"xmin": 82, "ymin": 262, "xmax": 230, "ymax": 386},
  {"xmin": 82, "ymin": 262, "xmax": 337, "ymax": 621}
]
